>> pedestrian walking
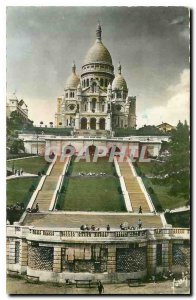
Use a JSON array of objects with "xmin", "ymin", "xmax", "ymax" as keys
[
  {"xmin": 97, "ymin": 281, "xmax": 104, "ymax": 295},
  {"xmin": 139, "ymin": 206, "xmax": 142, "ymax": 214}
]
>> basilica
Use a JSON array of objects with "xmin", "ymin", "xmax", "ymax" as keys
[{"xmin": 55, "ymin": 24, "xmax": 136, "ymax": 134}]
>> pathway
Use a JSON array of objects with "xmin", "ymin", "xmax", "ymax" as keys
[
  {"xmin": 23, "ymin": 212, "xmax": 163, "ymax": 228},
  {"xmin": 32, "ymin": 159, "xmax": 65, "ymax": 211},
  {"xmin": 119, "ymin": 161, "xmax": 151, "ymax": 213},
  {"xmin": 7, "ymin": 276, "xmax": 190, "ymax": 295}
]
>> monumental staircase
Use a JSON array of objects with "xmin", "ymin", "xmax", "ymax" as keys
[
  {"xmin": 33, "ymin": 159, "xmax": 65, "ymax": 211},
  {"xmin": 118, "ymin": 162, "xmax": 152, "ymax": 213}
]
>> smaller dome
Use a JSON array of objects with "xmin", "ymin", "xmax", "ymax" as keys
[
  {"xmin": 65, "ymin": 63, "xmax": 80, "ymax": 90},
  {"xmin": 112, "ymin": 63, "xmax": 128, "ymax": 91},
  {"xmin": 112, "ymin": 75, "xmax": 127, "ymax": 90}
]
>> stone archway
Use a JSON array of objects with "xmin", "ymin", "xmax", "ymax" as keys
[
  {"xmin": 90, "ymin": 118, "xmax": 96, "ymax": 130},
  {"xmin": 64, "ymin": 145, "xmax": 76, "ymax": 155},
  {"xmin": 81, "ymin": 117, "xmax": 87, "ymax": 130},
  {"xmin": 88, "ymin": 145, "xmax": 97, "ymax": 156},
  {"xmin": 99, "ymin": 118, "xmax": 105, "ymax": 130},
  {"xmin": 108, "ymin": 146, "xmax": 121, "ymax": 156}
]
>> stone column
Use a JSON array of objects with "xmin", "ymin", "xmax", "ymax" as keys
[
  {"xmin": 168, "ymin": 241, "xmax": 173, "ymax": 269},
  {"xmin": 87, "ymin": 117, "xmax": 90, "ymax": 130},
  {"xmin": 96, "ymin": 101, "xmax": 99, "ymax": 112},
  {"xmin": 53, "ymin": 247, "xmax": 62, "ymax": 273},
  {"xmin": 20, "ymin": 240, "xmax": 28, "ymax": 274},
  {"xmin": 162, "ymin": 241, "xmax": 170, "ymax": 271},
  {"xmin": 96, "ymin": 119, "xmax": 99, "ymax": 130},
  {"xmin": 75, "ymin": 114, "xmax": 80, "ymax": 130},
  {"xmin": 8, "ymin": 240, "xmax": 16, "ymax": 265},
  {"xmin": 106, "ymin": 116, "xmax": 111, "ymax": 131},
  {"xmin": 107, "ymin": 245, "xmax": 116, "ymax": 273},
  {"xmin": 147, "ymin": 242, "xmax": 156, "ymax": 275},
  {"xmin": 88, "ymin": 101, "xmax": 91, "ymax": 112}
]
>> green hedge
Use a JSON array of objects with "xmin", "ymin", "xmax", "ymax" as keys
[
  {"xmin": 21, "ymin": 127, "xmax": 73, "ymax": 136},
  {"xmin": 114, "ymin": 128, "xmax": 170, "ymax": 137},
  {"xmin": 165, "ymin": 211, "xmax": 190, "ymax": 228}
]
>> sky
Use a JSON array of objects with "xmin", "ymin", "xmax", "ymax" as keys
[{"xmin": 6, "ymin": 6, "xmax": 190, "ymax": 127}]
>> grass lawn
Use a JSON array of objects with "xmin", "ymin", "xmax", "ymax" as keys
[
  {"xmin": 60, "ymin": 176, "xmax": 125, "ymax": 212},
  {"xmin": 71, "ymin": 157, "xmax": 115, "ymax": 175},
  {"xmin": 135, "ymin": 162, "xmax": 157, "ymax": 176},
  {"xmin": 7, "ymin": 177, "xmax": 39, "ymax": 206},
  {"xmin": 136, "ymin": 162, "xmax": 188, "ymax": 211},
  {"xmin": 7, "ymin": 157, "xmax": 49, "ymax": 174}
]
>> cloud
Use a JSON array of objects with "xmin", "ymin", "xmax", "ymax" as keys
[{"xmin": 138, "ymin": 69, "xmax": 190, "ymax": 127}]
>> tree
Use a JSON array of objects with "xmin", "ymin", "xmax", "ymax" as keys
[
  {"xmin": 49, "ymin": 122, "xmax": 53, "ymax": 128},
  {"xmin": 10, "ymin": 139, "xmax": 25, "ymax": 154},
  {"xmin": 40, "ymin": 121, "xmax": 43, "ymax": 127},
  {"xmin": 138, "ymin": 125, "xmax": 161, "ymax": 135},
  {"xmin": 153, "ymin": 121, "xmax": 190, "ymax": 198},
  {"xmin": 59, "ymin": 122, "xmax": 62, "ymax": 127}
]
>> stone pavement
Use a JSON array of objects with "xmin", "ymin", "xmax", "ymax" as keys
[
  {"xmin": 7, "ymin": 276, "xmax": 190, "ymax": 295},
  {"xmin": 23, "ymin": 212, "xmax": 163, "ymax": 228}
]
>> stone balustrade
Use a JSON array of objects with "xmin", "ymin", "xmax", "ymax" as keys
[
  {"xmin": 7, "ymin": 225, "xmax": 190, "ymax": 243},
  {"xmin": 19, "ymin": 133, "xmax": 170, "ymax": 143}
]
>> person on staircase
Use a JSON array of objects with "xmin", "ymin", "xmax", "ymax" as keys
[{"xmin": 139, "ymin": 206, "xmax": 143, "ymax": 214}]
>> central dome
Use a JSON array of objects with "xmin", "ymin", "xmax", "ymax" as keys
[
  {"xmin": 84, "ymin": 40, "xmax": 112, "ymax": 65},
  {"xmin": 84, "ymin": 23, "xmax": 112, "ymax": 65}
]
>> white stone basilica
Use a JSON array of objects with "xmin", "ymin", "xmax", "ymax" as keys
[{"xmin": 55, "ymin": 24, "xmax": 136, "ymax": 134}]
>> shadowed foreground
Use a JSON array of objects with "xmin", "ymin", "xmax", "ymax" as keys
[{"xmin": 7, "ymin": 276, "xmax": 190, "ymax": 295}]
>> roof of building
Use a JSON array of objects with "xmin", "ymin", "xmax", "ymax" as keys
[
  {"xmin": 157, "ymin": 123, "xmax": 175, "ymax": 128},
  {"xmin": 112, "ymin": 63, "xmax": 128, "ymax": 91},
  {"xmin": 83, "ymin": 23, "xmax": 112, "ymax": 65},
  {"xmin": 65, "ymin": 63, "xmax": 80, "ymax": 89},
  {"xmin": 84, "ymin": 41, "xmax": 112, "ymax": 65}
]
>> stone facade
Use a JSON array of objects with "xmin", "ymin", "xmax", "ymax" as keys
[
  {"xmin": 6, "ymin": 226, "xmax": 190, "ymax": 283},
  {"xmin": 55, "ymin": 24, "xmax": 136, "ymax": 132}
]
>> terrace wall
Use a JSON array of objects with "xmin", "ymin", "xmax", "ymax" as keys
[{"xmin": 6, "ymin": 226, "xmax": 190, "ymax": 283}]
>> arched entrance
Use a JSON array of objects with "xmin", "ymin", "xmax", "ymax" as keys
[
  {"xmin": 81, "ymin": 117, "xmax": 87, "ymax": 129},
  {"xmin": 88, "ymin": 145, "xmax": 97, "ymax": 156},
  {"xmin": 108, "ymin": 146, "xmax": 121, "ymax": 156},
  {"xmin": 90, "ymin": 118, "xmax": 96, "ymax": 130},
  {"xmin": 63, "ymin": 145, "xmax": 75, "ymax": 155},
  {"xmin": 99, "ymin": 118, "xmax": 105, "ymax": 130}
]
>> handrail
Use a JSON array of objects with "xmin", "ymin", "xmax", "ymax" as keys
[{"xmin": 6, "ymin": 225, "xmax": 190, "ymax": 240}]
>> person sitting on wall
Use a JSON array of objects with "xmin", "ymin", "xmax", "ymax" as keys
[
  {"xmin": 107, "ymin": 224, "xmax": 110, "ymax": 231},
  {"xmin": 86, "ymin": 224, "xmax": 90, "ymax": 230},
  {"xmin": 26, "ymin": 208, "xmax": 31, "ymax": 213},
  {"xmin": 130, "ymin": 226, "xmax": 135, "ymax": 230},
  {"xmin": 120, "ymin": 223, "xmax": 124, "ymax": 230},
  {"xmin": 138, "ymin": 219, "xmax": 142, "ymax": 229},
  {"xmin": 139, "ymin": 206, "xmax": 143, "ymax": 214},
  {"xmin": 80, "ymin": 225, "xmax": 85, "ymax": 230},
  {"xmin": 91, "ymin": 225, "xmax": 95, "ymax": 231}
]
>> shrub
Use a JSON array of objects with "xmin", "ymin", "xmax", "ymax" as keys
[
  {"xmin": 148, "ymin": 187, "xmax": 154, "ymax": 194},
  {"xmin": 60, "ymin": 185, "xmax": 66, "ymax": 193},
  {"xmin": 118, "ymin": 186, "xmax": 122, "ymax": 194},
  {"xmin": 29, "ymin": 184, "xmax": 35, "ymax": 192},
  {"xmin": 56, "ymin": 203, "xmax": 61, "ymax": 210}
]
